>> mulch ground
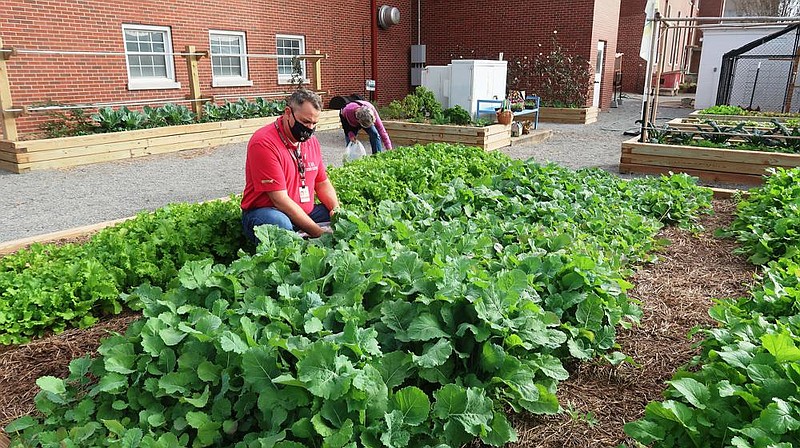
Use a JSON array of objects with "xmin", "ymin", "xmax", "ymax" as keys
[{"xmin": 0, "ymin": 199, "xmax": 758, "ymax": 447}]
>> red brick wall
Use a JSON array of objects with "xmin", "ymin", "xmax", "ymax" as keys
[
  {"xmin": 592, "ymin": 0, "xmax": 622, "ymax": 110},
  {"xmin": 419, "ymin": 0, "xmax": 620, "ymax": 109},
  {"xmin": 378, "ymin": 2, "xmax": 413, "ymax": 105},
  {"xmin": 1, "ymin": 0, "xmax": 414, "ymax": 138},
  {"xmin": 617, "ymin": 0, "xmax": 696, "ymax": 93},
  {"xmin": 617, "ymin": 0, "xmax": 648, "ymax": 93}
]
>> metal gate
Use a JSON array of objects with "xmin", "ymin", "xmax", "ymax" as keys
[{"xmin": 716, "ymin": 23, "xmax": 800, "ymax": 112}]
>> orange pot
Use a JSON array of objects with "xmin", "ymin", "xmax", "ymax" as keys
[{"xmin": 496, "ymin": 110, "xmax": 513, "ymax": 125}]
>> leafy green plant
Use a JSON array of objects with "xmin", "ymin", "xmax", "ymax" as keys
[
  {"xmin": 717, "ymin": 167, "xmax": 800, "ymax": 264},
  {"xmin": 380, "ymin": 100, "xmax": 407, "ymax": 120},
  {"xmin": 694, "ymin": 120, "xmax": 746, "ymax": 145},
  {"xmin": 626, "ymin": 167, "xmax": 800, "ymax": 448},
  {"xmin": 4, "ymin": 143, "xmax": 714, "ymax": 448},
  {"xmin": 394, "ymin": 86, "xmax": 443, "ymax": 122},
  {"xmin": 699, "ymin": 105, "xmax": 747, "ymax": 115},
  {"xmin": 158, "ymin": 103, "xmax": 195, "ymax": 126},
  {"xmin": 442, "ymin": 105, "xmax": 471, "ymax": 125}
]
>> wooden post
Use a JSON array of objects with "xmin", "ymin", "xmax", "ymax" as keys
[
  {"xmin": 183, "ymin": 45, "xmax": 204, "ymax": 119},
  {"xmin": 0, "ymin": 37, "xmax": 18, "ymax": 141},
  {"xmin": 783, "ymin": 47, "xmax": 800, "ymax": 113},
  {"xmin": 314, "ymin": 50, "xmax": 323, "ymax": 92}
]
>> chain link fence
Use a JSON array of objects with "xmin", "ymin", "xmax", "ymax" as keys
[{"xmin": 717, "ymin": 23, "xmax": 800, "ymax": 112}]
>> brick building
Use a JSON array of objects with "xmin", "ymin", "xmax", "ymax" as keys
[
  {"xmin": 3, "ymin": 0, "xmax": 629, "ymax": 139},
  {"xmin": 419, "ymin": 0, "xmax": 622, "ymax": 110},
  {"xmin": 0, "ymin": 0, "xmax": 412, "ymax": 137},
  {"xmin": 616, "ymin": 0, "xmax": 699, "ymax": 94}
]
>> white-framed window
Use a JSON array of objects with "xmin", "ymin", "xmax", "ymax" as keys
[
  {"xmin": 209, "ymin": 30, "xmax": 252, "ymax": 87},
  {"xmin": 122, "ymin": 24, "xmax": 180, "ymax": 90},
  {"xmin": 276, "ymin": 34, "xmax": 308, "ymax": 84}
]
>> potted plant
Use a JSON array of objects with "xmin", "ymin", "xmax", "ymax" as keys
[
  {"xmin": 496, "ymin": 100, "xmax": 513, "ymax": 125},
  {"xmin": 508, "ymin": 90, "xmax": 525, "ymax": 112}
]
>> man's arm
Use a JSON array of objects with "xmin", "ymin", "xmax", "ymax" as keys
[
  {"xmin": 315, "ymin": 179, "xmax": 340, "ymax": 215},
  {"xmin": 266, "ymin": 190, "xmax": 327, "ymax": 237}
]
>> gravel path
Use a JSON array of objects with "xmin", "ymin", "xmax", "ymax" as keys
[{"xmin": 0, "ymin": 94, "xmax": 694, "ymax": 243}]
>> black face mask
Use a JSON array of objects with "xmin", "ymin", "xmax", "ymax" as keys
[{"xmin": 290, "ymin": 109, "xmax": 314, "ymax": 142}]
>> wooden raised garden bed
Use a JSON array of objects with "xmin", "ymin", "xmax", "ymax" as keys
[
  {"xmin": 539, "ymin": 106, "xmax": 599, "ymax": 124},
  {"xmin": 381, "ymin": 121, "xmax": 512, "ymax": 151},
  {"xmin": 619, "ymin": 136, "xmax": 800, "ymax": 185},
  {"xmin": 688, "ymin": 110, "xmax": 798, "ymax": 124},
  {"xmin": 0, "ymin": 110, "xmax": 341, "ymax": 174}
]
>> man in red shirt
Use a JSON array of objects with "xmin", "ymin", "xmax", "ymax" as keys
[{"xmin": 241, "ymin": 89, "xmax": 340, "ymax": 243}]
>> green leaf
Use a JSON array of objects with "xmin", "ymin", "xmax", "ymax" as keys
[
  {"xmin": 530, "ymin": 355, "xmax": 568, "ymax": 381},
  {"xmin": 304, "ymin": 317, "xmax": 324, "ymax": 334},
  {"xmin": 323, "ymin": 418, "xmax": 353, "ymax": 448},
  {"xmin": 4, "ymin": 415, "xmax": 39, "ymax": 433},
  {"xmin": 761, "ymin": 332, "xmax": 800, "ymax": 363},
  {"xmin": 220, "ymin": 331, "xmax": 248, "ymax": 354},
  {"xmin": 179, "ymin": 259, "xmax": 214, "ymax": 289},
  {"xmin": 159, "ymin": 327, "xmax": 187, "ymax": 346},
  {"xmin": 378, "ymin": 351, "xmax": 414, "ymax": 389},
  {"xmin": 667, "ymin": 377, "xmax": 710, "ymax": 410},
  {"xmin": 412, "ymin": 338, "xmax": 453, "ymax": 368},
  {"xmin": 433, "ymin": 384, "xmax": 493, "ymax": 436},
  {"xmin": 241, "ymin": 346, "xmax": 279, "ymax": 394},
  {"xmin": 297, "ymin": 341, "xmax": 354, "ymax": 400},
  {"xmin": 36, "ymin": 376, "xmax": 66, "ymax": 395},
  {"xmin": 481, "ymin": 412, "xmax": 518, "ymax": 446},
  {"xmin": 392, "ymin": 386, "xmax": 430, "ymax": 426},
  {"xmin": 91, "ymin": 372, "xmax": 128, "ymax": 395},
  {"xmin": 758, "ymin": 398, "xmax": 800, "ymax": 434},
  {"xmin": 624, "ymin": 419, "xmax": 666, "ymax": 444},
  {"xmin": 380, "ymin": 410, "xmax": 411, "ymax": 448},
  {"xmin": 184, "ymin": 386, "xmax": 210, "ymax": 408},
  {"xmin": 575, "ymin": 294, "xmax": 604, "ymax": 329},
  {"xmin": 407, "ymin": 313, "xmax": 449, "ymax": 341}
]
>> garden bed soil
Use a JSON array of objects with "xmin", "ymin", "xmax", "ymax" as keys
[
  {"xmin": 0, "ymin": 110, "xmax": 341, "ymax": 174},
  {"xmin": 619, "ymin": 136, "xmax": 800, "ymax": 185},
  {"xmin": 0, "ymin": 200, "xmax": 757, "ymax": 447},
  {"xmin": 381, "ymin": 120, "xmax": 512, "ymax": 151},
  {"xmin": 539, "ymin": 106, "xmax": 599, "ymax": 125}
]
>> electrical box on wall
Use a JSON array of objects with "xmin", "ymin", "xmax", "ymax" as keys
[
  {"xmin": 411, "ymin": 67, "xmax": 423, "ymax": 86},
  {"xmin": 411, "ymin": 45, "xmax": 426, "ymax": 64}
]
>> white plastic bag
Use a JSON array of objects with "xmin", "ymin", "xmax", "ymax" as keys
[{"xmin": 343, "ymin": 140, "xmax": 367, "ymax": 163}]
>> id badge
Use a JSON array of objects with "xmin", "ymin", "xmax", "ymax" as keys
[{"xmin": 299, "ymin": 186, "xmax": 311, "ymax": 203}]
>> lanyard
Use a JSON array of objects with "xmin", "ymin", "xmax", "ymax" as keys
[{"xmin": 275, "ymin": 119, "xmax": 306, "ymax": 186}]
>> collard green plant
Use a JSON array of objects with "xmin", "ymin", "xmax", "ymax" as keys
[
  {"xmin": 694, "ymin": 119, "xmax": 746, "ymax": 145},
  {"xmin": 4, "ymin": 143, "xmax": 714, "ymax": 448}
]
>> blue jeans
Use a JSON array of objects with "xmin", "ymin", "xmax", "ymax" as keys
[
  {"xmin": 241, "ymin": 204, "xmax": 331, "ymax": 243},
  {"xmin": 340, "ymin": 114, "xmax": 382, "ymax": 154}
]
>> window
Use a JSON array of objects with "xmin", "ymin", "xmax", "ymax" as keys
[
  {"xmin": 209, "ymin": 30, "xmax": 252, "ymax": 87},
  {"xmin": 276, "ymin": 34, "xmax": 307, "ymax": 84},
  {"xmin": 122, "ymin": 24, "xmax": 180, "ymax": 90}
]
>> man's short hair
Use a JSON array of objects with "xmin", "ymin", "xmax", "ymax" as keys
[
  {"xmin": 355, "ymin": 106, "xmax": 375, "ymax": 128},
  {"xmin": 287, "ymin": 88, "xmax": 323, "ymax": 111}
]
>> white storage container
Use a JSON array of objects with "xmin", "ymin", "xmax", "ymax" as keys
[
  {"xmin": 449, "ymin": 60, "xmax": 508, "ymax": 117},
  {"xmin": 421, "ymin": 59, "xmax": 508, "ymax": 117}
]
